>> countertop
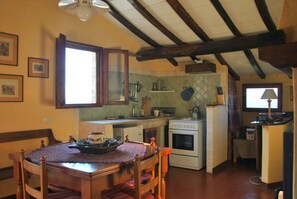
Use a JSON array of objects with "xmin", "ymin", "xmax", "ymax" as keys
[
  {"xmin": 80, "ymin": 116, "xmax": 176, "ymax": 125},
  {"xmin": 251, "ymin": 117, "xmax": 293, "ymax": 126}
]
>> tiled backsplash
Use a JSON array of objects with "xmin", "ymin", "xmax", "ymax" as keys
[{"xmin": 79, "ymin": 73, "xmax": 220, "ymax": 120}]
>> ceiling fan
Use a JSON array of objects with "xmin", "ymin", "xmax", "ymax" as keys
[{"xmin": 58, "ymin": 0, "xmax": 109, "ymax": 21}]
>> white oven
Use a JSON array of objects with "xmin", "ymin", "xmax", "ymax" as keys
[
  {"xmin": 169, "ymin": 119, "xmax": 206, "ymax": 170},
  {"xmin": 169, "ymin": 129, "xmax": 198, "ymax": 157}
]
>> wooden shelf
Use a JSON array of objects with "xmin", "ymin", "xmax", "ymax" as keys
[{"xmin": 149, "ymin": 90, "xmax": 175, "ymax": 93}]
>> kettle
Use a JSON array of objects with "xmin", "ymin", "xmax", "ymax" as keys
[{"xmin": 190, "ymin": 106, "xmax": 200, "ymax": 120}]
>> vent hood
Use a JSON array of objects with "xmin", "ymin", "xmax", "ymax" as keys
[{"xmin": 185, "ymin": 63, "xmax": 216, "ymax": 74}]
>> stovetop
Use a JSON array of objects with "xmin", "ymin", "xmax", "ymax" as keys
[{"xmin": 169, "ymin": 118, "xmax": 205, "ymax": 130}]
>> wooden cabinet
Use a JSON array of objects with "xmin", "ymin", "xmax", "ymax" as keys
[{"xmin": 103, "ymin": 49, "xmax": 129, "ymax": 105}]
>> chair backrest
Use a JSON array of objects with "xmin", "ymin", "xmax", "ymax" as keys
[
  {"xmin": 133, "ymin": 149, "xmax": 161, "ymax": 199},
  {"xmin": 20, "ymin": 149, "xmax": 48, "ymax": 199}
]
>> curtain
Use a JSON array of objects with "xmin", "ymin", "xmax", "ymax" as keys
[{"xmin": 228, "ymin": 74, "xmax": 241, "ymax": 138}]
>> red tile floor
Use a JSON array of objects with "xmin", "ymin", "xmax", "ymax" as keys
[{"xmin": 165, "ymin": 159, "xmax": 275, "ymax": 199}]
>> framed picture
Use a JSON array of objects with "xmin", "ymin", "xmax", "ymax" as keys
[
  {"xmin": 0, "ymin": 32, "xmax": 18, "ymax": 66},
  {"xmin": 28, "ymin": 57, "xmax": 49, "ymax": 78},
  {"xmin": 0, "ymin": 74, "xmax": 23, "ymax": 102}
]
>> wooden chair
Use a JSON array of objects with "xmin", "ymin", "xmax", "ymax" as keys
[
  {"xmin": 20, "ymin": 149, "xmax": 81, "ymax": 199},
  {"xmin": 102, "ymin": 148, "xmax": 162, "ymax": 199}
]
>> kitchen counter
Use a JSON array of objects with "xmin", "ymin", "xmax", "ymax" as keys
[
  {"xmin": 80, "ymin": 116, "xmax": 174, "ymax": 125},
  {"xmin": 250, "ymin": 117, "xmax": 293, "ymax": 185},
  {"xmin": 79, "ymin": 117, "xmax": 175, "ymax": 145}
]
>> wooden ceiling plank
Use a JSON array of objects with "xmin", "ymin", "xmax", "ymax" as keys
[
  {"xmin": 210, "ymin": 0, "xmax": 265, "ymax": 79},
  {"xmin": 136, "ymin": 30, "xmax": 285, "ymax": 61},
  {"xmin": 127, "ymin": 0, "xmax": 198, "ymax": 62},
  {"xmin": 215, "ymin": 53, "xmax": 240, "ymax": 80},
  {"xmin": 254, "ymin": 0, "xmax": 277, "ymax": 32},
  {"xmin": 166, "ymin": 0, "xmax": 210, "ymax": 42},
  {"xmin": 102, "ymin": 0, "xmax": 178, "ymax": 66}
]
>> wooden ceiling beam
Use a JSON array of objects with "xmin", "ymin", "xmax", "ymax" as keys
[
  {"xmin": 136, "ymin": 30, "xmax": 285, "ymax": 61},
  {"xmin": 211, "ymin": 0, "xmax": 265, "ymax": 79},
  {"xmin": 259, "ymin": 42, "xmax": 297, "ymax": 69},
  {"xmin": 215, "ymin": 53, "xmax": 240, "ymax": 80},
  {"xmin": 128, "ymin": 0, "xmax": 184, "ymax": 45},
  {"xmin": 127, "ymin": 0, "xmax": 199, "ymax": 62},
  {"xmin": 166, "ymin": 0, "xmax": 239, "ymax": 80},
  {"xmin": 102, "ymin": 0, "xmax": 178, "ymax": 66},
  {"xmin": 255, "ymin": 0, "xmax": 277, "ymax": 32},
  {"xmin": 166, "ymin": 0, "xmax": 210, "ymax": 42}
]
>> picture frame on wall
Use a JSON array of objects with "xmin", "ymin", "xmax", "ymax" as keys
[
  {"xmin": 28, "ymin": 57, "xmax": 49, "ymax": 78},
  {"xmin": 0, "ymin": 32, "xmax": 18, "ymax": 66},
  {"xmin": 0, "ymin": 74, "xmax": 23, "ymax": 102}
]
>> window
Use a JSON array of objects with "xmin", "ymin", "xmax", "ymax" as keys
[
  {"xmin": 56, "ymin": 34, "xmax": 103, "ymax": 108},
  {"xmin": 103, "ymin": 49, "xmax": 129, "ymax": 105},
  {"xmin": 242, "ymin": 83, "xmax": 282, "ymax": 112}
]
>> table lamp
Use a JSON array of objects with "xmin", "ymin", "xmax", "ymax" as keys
[{"xmin": 261, "ymin": 89, "xmax": 278, "ymax": 120}]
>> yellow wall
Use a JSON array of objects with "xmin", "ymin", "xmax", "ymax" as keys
[
  {"xmin": 279, "ymin": 0, "xmax": 297, "ymax": 42},
  {"xmin": 236, "ymin": 74, "xmax": 293, "ymax": 126},
  {"xmin": 0, "ymin": 2, "xmax": 180, "ymax": 142},
  {"xmin": 278, "ymin": 0, "xmax": 297, "ymax": 197},
  {"xmin": 237, "ymin": 0, "xmax": 297, "ymax": 127},
  {"xmin": 0, "ymin": 0, "xmax": 296, "ymax": 197},
  {"xmin": 0, "ymin": 1, "xmax": 182, "ymax": 197}
]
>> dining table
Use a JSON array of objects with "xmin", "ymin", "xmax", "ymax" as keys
[{"xmin": 9, "ymin": 141, "xmax": 172, "ymax": 199}]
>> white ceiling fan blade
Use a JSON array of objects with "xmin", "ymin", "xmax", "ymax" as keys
[
  {"xmin": 58, "ymin": 0, "xmax": 78, "ymax": 10},
  {"xmin": 92, "ymin": 0, "xmax": 109, "ymax": 9},
  {"xmin": 92, "ymin": 0, "xmax": 109, "ymax": 14}
]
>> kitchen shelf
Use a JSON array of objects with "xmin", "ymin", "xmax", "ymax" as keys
[{"xmin": 149, "ymin": 90, "xmax": 175, "ymax": 93}]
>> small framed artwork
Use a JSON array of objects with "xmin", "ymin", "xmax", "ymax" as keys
[
  {"xmin": 0, "ymin": 74, "xmax": 23, "ymax": 102},
  {"xmin": 0, "ymin": 32, "xmax": 18, "ymax": 66},
  {"xmin": 28, "ymin": 57, "xmax": 49, "ymax": 78}
]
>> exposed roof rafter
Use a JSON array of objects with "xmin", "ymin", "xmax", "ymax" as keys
[
  {"xmin": 127, "ymin": 0, "xmax": 199, "ymax": 62},
  {"xmin": 210, "ymin": 0, "xmax": 265, "ymax": 79},
  {"xmin": 166, "ymin": 0, "xmax": 210, "ymax": 41},
  {"xmin": 166, "ymin": 0, "xmax": 240, "ymax": 80},
  {"xmin": 136, "ymin": 31, "xmax": 284, "ymax": 61},
  {"xmin": 102, "ymin": 0, "xmax": 178, "ymax": 66},
  {"xmin": 255, "ymin": 0, "xmax": 277, "ymax": 32}
]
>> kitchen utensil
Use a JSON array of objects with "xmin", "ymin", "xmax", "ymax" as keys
[
  {"xmin": 142, "ymin": 97, "xmax": 151, "ymax": 116},
  {"xmin": 152, "ymin": 82, "xmax": 157, "ymax": 91},
  {"xmin": 154, "ymin": 109, "xmax": 160, "ymax": 117},
  {"xmin": 181, "ymin": 87, "xmax": 194, "ymax": 101},
  {"xmin": 190, "ymin": 106, "xmax": 200, "ymax": 120}
]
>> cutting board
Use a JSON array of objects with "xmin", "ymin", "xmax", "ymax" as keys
[{"xmin": 142, "ymin": 97, "xmax": 151, "ymax": 116}]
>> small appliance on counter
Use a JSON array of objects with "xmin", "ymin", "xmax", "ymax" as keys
[{"xmin": 151, "ymin": 107, "xmax": 176, "ymax": 117}]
